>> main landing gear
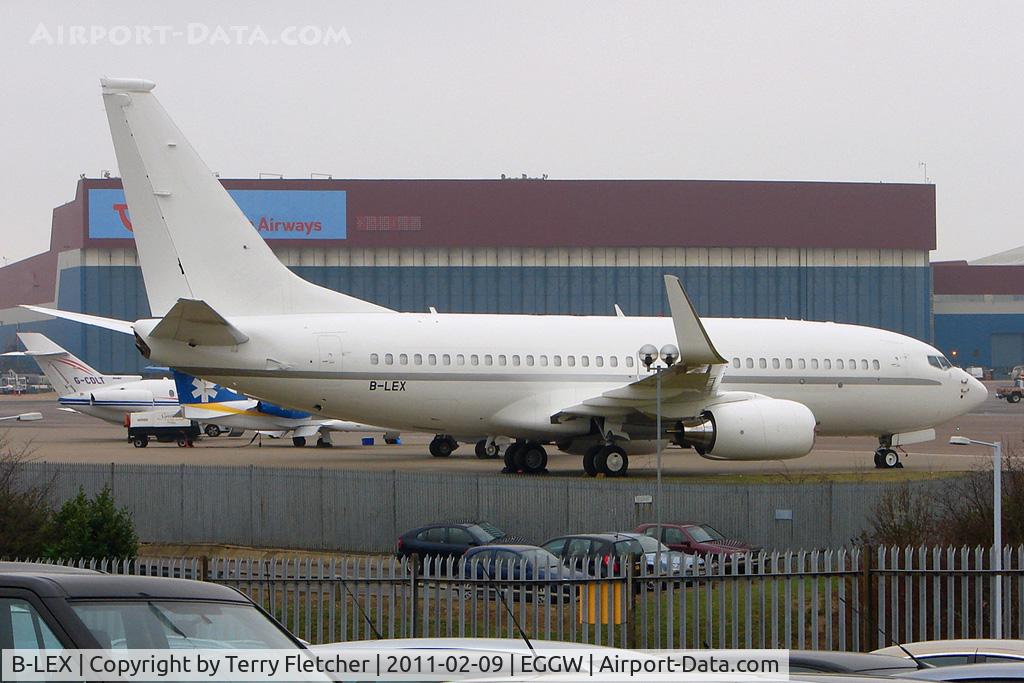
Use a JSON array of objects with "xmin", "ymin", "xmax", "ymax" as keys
[
  {"xmin": 583, "ymin": 443, "xmax": 629, "ymax": 477},
  {"xmin": 429, "ymin": 435, "xmax": 459, "ymax": 458},
  {"xmin": 502, "ymin": 441, "xmax": 548, "ymax": 475},
  {"xmin": 873, "ymin": 438, "xmax": 903, "ymax": 469}
]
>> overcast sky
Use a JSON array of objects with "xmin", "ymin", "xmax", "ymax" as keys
[{"xmin": 1, "ymin": 1, "xmax": 1020, "ymax": 265}]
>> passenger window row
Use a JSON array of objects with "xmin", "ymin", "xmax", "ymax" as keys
[
  {"xmin": 369, "ymin": 352, "xmax": 637, "ymax": 369},
  {"xmin": 731, "ymin": 357, "xmax": 881, "ymax": 371}
]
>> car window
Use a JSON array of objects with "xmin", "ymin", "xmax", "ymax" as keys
[
  {"xmin": 473, "ymin": 522, "xmax": 505, "ymax": 542},
  {"xmin": 664, "ymin": 527, "xmax": 688, "ymax": 545},
  {"xmin": 70, "ymin": 601, "xmax": 297, "ymax": 649},
  {"xmin": 542, "ymin": 538, "xmax": 567, "ymax": 556},
  {"xmin": 614, "ymin": 539, "xmax": 643, "ymax": 556},
  {"xmin": 493, "ymin": 550, "xmax": 523, "ymax": 566},
  {"xmin": 421, "ymin": 527, "xmax": 446, "ymax": 543},
  {"xmin": 448, "ymin": 527, "xmax": 474, "ymax": 545},
  {"xmin": 1, "ymin": 599, "xmax": 63, "ymax": 649},
  {"xmin": 566, "ymin": 538, "xmax": 592, "ymax": 557},
  {"xmin": 689, "ymin": 525, "xmax": 725, "ymax": 542},
  {"xmin": 921, "ymin": 655, "xmax": 973, "ymax": 666},
  {"xmin": 641, "ymin": 527, "xmax": 659, "ymax": 539}
]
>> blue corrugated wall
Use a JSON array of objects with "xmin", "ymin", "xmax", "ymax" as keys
[
  {"xmin": 0, "ymin": 265, "xmax": 932, "ymax": 373},
  {"xmin": 934, "ymin": 312, "xmax": 1024, "ymax": 372}
]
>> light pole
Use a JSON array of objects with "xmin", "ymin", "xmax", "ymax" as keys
[
  {"xmin": 638, "ymin": 343, "xmax": 678, "ymax": 584},
  {"xmin": 949, "ymin": 435, "xmax": 1002, "ymax": 637}
]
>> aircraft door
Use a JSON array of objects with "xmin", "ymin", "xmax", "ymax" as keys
[{"xmin": 317, "ymin": 335, "xmax": 343, "ymax": 370}]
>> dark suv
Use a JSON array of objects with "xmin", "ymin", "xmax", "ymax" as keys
[
  {"xmin": 539, "ymin": 533, "xmax": 645, "ymax": 577},
  {"xmin": 397, "ymin": 521, "xmax": 508, "ymax": 569},
  {"xmin": 0, "ymin": 562, "xmax": 304, "ymax": 650}
]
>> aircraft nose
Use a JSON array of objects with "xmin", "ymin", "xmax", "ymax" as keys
[{"xmin": 962, "ymin": 373, "xmax": 988, "ymax": 410}]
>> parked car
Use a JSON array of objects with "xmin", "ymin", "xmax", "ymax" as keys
[
  {"xmin": 786, "ymin": 650, "xmax": 926, "ymax": 677},
  {"xmin": 904, "ymin": 661, "xmax": 1024, "ymax": 680},
  {"xmin": 634, "ymin": 522, "xmax": 759, "ymax": 566},
  {"xmin": 540, "ymin": 533, "xmax": 645, "ymax": 577},
  {"xmin": 0, "ymin": 562, "xmax": 306, "ymax": 650},
  {"xmin": 397, "ymin": 520, "xmax": 508, "ymax": 570},
  {"xmin": 460, "ymin": 545, "xmax": 591, "ymax": 602},
  {"xmin": 874, "ymin": 639, "xmax": 1024, "ymax": 667},
  {"xmin": 607, "ymin": 531, "xmax": 699, "ymax": 577}
]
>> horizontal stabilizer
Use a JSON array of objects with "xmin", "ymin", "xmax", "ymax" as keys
[
  {"xmin": 664, "ymin": 275, "xmax": 727, "ymax": 366},
  {"xmin": 150, "ymin": 299, "xmax": 249, "ymax": 346},
  {"xmin": 20, "ymin": 306, "xmax": 135, "ymax": 335}
]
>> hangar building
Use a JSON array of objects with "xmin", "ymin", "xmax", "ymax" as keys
[
  {"xmin": 933, "ymin": 249, "xmax": 1024, "ymax": 375},
  {"xmin": 0, "ymin": 177, "xmax": 935, "ymax": 373}
]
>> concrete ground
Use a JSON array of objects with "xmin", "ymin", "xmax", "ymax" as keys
[{"xmin": 1, "ymin": 384, "xmax": 1020, "ymax": 478}]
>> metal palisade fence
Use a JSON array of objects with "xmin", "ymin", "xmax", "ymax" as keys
[{"xmin": 22, "ymin": 545, "xmax": 1024, "ymax": 650}]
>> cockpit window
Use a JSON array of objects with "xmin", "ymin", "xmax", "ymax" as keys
[{"xmin": 928, "ymin": 355, "xmax": 952, "ymax": 370}]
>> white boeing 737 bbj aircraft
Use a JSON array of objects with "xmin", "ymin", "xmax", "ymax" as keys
[{"xmin": 26, "ymin": 78, "xmax": 987, "ymax": 477}]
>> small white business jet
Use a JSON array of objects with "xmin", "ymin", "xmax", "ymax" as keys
[
  {"xmin": 3, "ymin": 332, "xmax": 178, "ymax": 425},
  {"xmin": 172, "ymin": 370, "xmax": 400, "ymax": 447},
  {"xmin": 24, "ymin": 78, "xmax": 987, "ymax": 476}
]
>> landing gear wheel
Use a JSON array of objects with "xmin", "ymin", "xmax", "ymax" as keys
[
  {"xmin": 520, "ymin": 443, "xmax": 548, "ymax": 474},
  {"xmin": 475, "ymin": 439, "xmax": 489, "ymax": 459},
  {"xmin": 292, "ymin": 436, "xmax": 306, "ymax": 447},
  {"xmin": 873, "ymin": 450, "xmax": 884, "ymax": 468},
  {"xmin": 204, "ymin": 424, "xmax": 222, "ymax": 438},
  {"xmin": 503, "ymin": 442, "xmax": 524, "ymax": 473},
  {"xmin": 316, "ymin": 437, "xmax": 332, "ymax": 448},
  {"xmin": 595, "ymin": 445, "xmax": 628, "ymax": 477},
  {"xmin": 484, "ymin": 441, "xmax": 501, "ymax": 459},
  {"xmin": 430, "ymin": 436, "xmax": 454, "ymax": 458},
  {"xmin": 132, "ymin": 436, "xmax": 148, "ymax": 448},
  {"xmin": 880, "ymin": 448, "xmax": 902, "ymax": 469},
  {"xmin": 583, "ymin": 444, "xmax": 602, "ymax": 477}
]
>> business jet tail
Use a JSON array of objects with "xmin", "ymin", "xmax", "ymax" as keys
[
  {"xmin": 12, "ymin": 332, "xmax": 141, "ymax": 396},
  {"xmin": 99, "ymin": 77, "xmax": 390, "ymax": 318}
]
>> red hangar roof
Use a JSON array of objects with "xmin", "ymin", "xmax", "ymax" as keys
[
  {"xmin": 68, "ymin": 177, "xmax": 934, "ymax": 250},
  {"xmin": 933, "ymin": 261, "xmax": 1024, "ymax": 296}
]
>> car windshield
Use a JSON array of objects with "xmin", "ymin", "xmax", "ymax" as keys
[
  {"xmin": 70, "ymin": 601, "xmax": 298, "ymax": 649},
  {"xmin": 689, "ymin": 525, "xmax": 725, "ymax": 543},
  {"xmin": 471, "ymin": 522, "xmax": 505, "ymax": 542},
  {"xmin": 519, "ymin": 549, "xmax": 563, "ymax": 569},
  {"xmin": 634, "ymin": 535, "xmax": 669, "ymax": 553}
]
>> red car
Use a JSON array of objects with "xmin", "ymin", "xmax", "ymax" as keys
[{"xmin": 633, "ymin": 522, "xmax": 759, "ymax": 567}]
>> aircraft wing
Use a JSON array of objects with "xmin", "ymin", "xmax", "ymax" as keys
[
  {"xmin": 19, "ymin": 305, "xmax": 136, "ymax": 335},
  {"xmin": 552, "ymin": 275, "xmax": 728, "ymax": 423}
]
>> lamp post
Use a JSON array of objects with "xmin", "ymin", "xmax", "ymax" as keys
[
  {"xmin": 638, "ymin": 343, "xmax": 678, "ymax": 589},
  {"xmin": 949, "ymin": 435, "xmax": 1002, "ymax": 637}
]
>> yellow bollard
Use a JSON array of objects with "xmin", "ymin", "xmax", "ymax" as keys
[{"xmin": 577, "ymin": 582, "xmax": 623, "ymax": 624}]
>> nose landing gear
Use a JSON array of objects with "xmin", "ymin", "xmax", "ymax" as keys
[
  {"xmin": 429, "ymin": 434, "xmax": 458, "ymax": 457},
  {"xmin": 873, "ymin": 445, "xmax": 903, "ymax": 469}
]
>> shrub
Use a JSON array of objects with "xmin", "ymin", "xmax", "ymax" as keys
[
  {"xmin": 0, "ymin": 435, "xmax": 54, "ymax": 558},
  {"xmin": 46, "ymin": 485, "xmax": 138, "ymax": 561}
]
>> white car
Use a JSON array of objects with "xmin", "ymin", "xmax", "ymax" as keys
[
  {"xmin": 609, "ymin": 531, "xmax": 700, "ymax": 577},
  {"xmin": 873, "ymin": 639, "xmax": 1024, "ymax": 667}
]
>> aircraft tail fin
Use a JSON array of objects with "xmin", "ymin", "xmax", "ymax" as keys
[
  {"xmin": 16, "ymin": 332, "xmax": 139, "ymax": 396},
  {"xmin": 99, "ymin": 77, "xmax": 390, "ymax": 317},
  {"xmin": 171, "ymin": 369, "xmax": 246, "ymax": 405}
]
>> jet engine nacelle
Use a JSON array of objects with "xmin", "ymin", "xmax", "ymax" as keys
[
  {"xmin": 90, "ymin": 389, "xmax": 155, "ymax": 406},
  {"xmin": 673, "ymin": 398, "xmax": 816, "ymax": 461}
]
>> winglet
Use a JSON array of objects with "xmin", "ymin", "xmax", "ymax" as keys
[
  {"xmin": 664, "ymin": 275, "xmax": 727, "ymax": 366},
  {"xmin": 614, "ymin": 304, "xmax": 625, "ymax": 318},
  {"xmin": 150, "ymin": 298, "xmax": 249, "ymax": 346}
]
